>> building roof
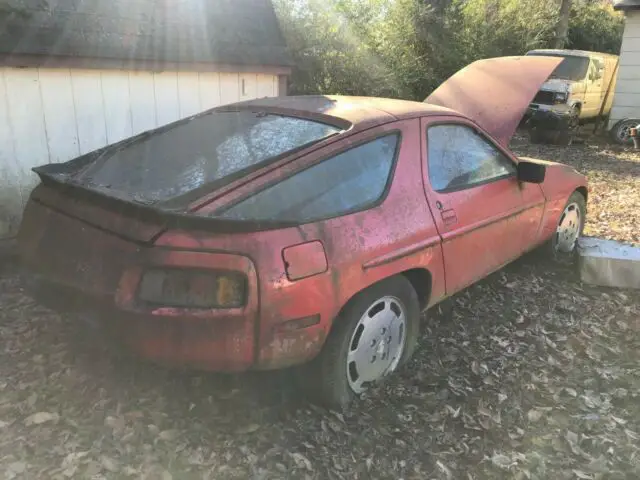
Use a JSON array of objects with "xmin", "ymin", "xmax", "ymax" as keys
[
  {"xmin": 614, "ymin": 0, "xmax": 640, "ymax": 11},
  {"xmin": 228, "ymin": 95, "xmax": 461, "ymax": 132},
  {"xmin": 527, "ymin": 49, "xmax": 618, "ymax": 58},
  {"xmin": 0, "ymin": 0, "xmax": 292, "ymax": 71}
]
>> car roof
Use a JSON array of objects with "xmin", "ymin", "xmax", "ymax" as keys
[{"xmin": 222, "ymin": 95, "xmax": 462, "ymax": 131}]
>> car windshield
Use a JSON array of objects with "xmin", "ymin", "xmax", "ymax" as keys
[
  {"xmin": 528, "ymin": 53, "xmax": 589, "ymax": 81},
  {"xmin": 71, "ymin": 111, "xmax": 343, "ymax": 204}
]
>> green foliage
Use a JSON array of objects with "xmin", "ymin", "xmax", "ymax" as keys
[
  {"xmin": 274, "ymin": 0, "xmax": 624, "ymax": 100},
  {"xmin": 567, "ymin": 1, "xmax": 625, "ymax": 54}
]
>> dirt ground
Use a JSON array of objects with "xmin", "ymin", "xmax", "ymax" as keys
[{"xmin": 0, "ymin": 135, "xmax": 639, "ymax": 480}]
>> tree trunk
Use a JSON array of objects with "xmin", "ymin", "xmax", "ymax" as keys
[{"xmin": 554, "ymin": 0, "xmax": 572, "ymax": 49}]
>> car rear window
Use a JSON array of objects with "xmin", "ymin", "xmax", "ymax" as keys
[
  {"xmin": 72, "ymin": 112, "xmax": 343, "ymax": 204},
  {"xmin": 216, "ymin": 134, "xmax": 400, "ymax": 223}
]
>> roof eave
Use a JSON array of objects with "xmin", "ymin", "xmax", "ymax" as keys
[
  {"xmin": 614, "ymin": 1, "xmax": 640, "ymax": 11},
  {"xmin": 0, "ymin": 53, "xmax": 293, "ymax": 74}
]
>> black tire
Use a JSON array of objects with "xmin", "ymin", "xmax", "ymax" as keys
[
  {"xmin": 306, "ymin": 275, "xmax": 421, "ymax": 410},
  {"xmin": 547, "ymin": 191, "xmax": 586, "ymax": 264},
  {"xmin": 556, "ymin": 106, "xmax": 580, "ymax": 146},
  {"xmin": 610, "ymin": 118, "xmax": 640, "ymax": 145},
  {"xmin": 529, "ymin": 128, "xmax": 544, "ymax": 144}
]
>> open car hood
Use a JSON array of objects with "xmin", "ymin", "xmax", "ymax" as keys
[{"xmin": 424, "ymin": 56, "xmax": 563, "ymax": 147}]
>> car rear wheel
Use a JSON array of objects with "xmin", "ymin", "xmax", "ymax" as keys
[
  {"xmin": 549, "ymin": 191, "xmax": 586, "ymax": 263},
  {"xmin": 308, "ymin": 275, "xmax": 420, "ymax": 410}
]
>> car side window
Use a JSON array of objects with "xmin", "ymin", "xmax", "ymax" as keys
[
  {"xmin": 427, "ymin": 124, "xmax": 516, "ymax": 192},
  {"xmin": 217, "ymin": 134, "xmax": 399, "ymax": 222}
]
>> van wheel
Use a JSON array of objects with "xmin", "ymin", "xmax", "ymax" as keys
[
  {"xmin": 556, "ymin": 107, "xmax": 580, "ymax": 146},
  {"xmin": 308, "ymin": 276, "xmax": 420, "ymax": 410},
  {"xmin": 529, "ymin": 128, "xmax": 544, "ymax": 144},
  {"xmin": 610, "ymin": 118, "xmax": 640, "ymax": 145}
]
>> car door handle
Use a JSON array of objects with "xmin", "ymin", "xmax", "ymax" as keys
[{"xmin": 441, "ymin": 209, "xmax": 457, "ymax": 225}]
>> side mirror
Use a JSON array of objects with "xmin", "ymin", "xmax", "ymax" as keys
[{"xmin": 517, "ymin": 161, "xmax": 546, "ymax": 184}]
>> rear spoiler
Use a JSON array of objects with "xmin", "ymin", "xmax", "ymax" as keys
[{"xmin": 32, "ymin": 167, "xmax": 301, "ymax": 234}]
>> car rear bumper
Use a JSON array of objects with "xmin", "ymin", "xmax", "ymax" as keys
[
  {"xmin": 17, "ymin": 195, "xmax": 327, "ymax": 372},
  {"xmin": 24, "ymin": 274, "xmax": 258, "ymax": 372},
  {"xmin": 18, "ymin": 196, "xmax": 261, "ymax": 372}
]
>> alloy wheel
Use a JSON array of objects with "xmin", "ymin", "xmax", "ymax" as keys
[{"xmin": 346, "ymin": 296, "xmax": 406, "ymax": 393}]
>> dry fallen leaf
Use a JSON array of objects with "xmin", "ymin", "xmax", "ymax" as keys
[
  {"xmin": 61, "ymin": 451, "xmax": 89, "ymax": 469},
  {"xmin": 490, "ymin": 452, "xmax": 514, "ymax": 470},
  {"xmin": 290, "ymin": 452, "xmax": 313, "ymax": 471},
  {"xmin": 436, "ymin": 460, "xmax": 453, "ymax": 479},
  {"xmin": 527, "ymin": 409, "xmax": 543, "ymax": 422},
  {"xmin": 158, "ymin": 429, "xmax": 179, "ymax": 441},
  {"xmin": 234, "ymin": 423, "xmax": 261, "ymax": 435},
  {"xmin": 572, "ymin": 470, "xmax": 593, "ymax": 479},
  {"xmin": 100, "ymin": 455, "xmax": 120, "ymax": 473},
  {"xmin": 24, "ymin": 411, "xmax": 59, "ymax": 426}
]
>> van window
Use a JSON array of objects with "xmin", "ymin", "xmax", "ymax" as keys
[{"xmin": 527, "ymin": 53, "xmax": 589, "ymax": 81}]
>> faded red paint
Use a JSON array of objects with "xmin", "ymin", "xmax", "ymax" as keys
[
  {"xmin": 17, "ymin": 57, "xmax": 588, "ymax": 373},
  {"xmin": 420, "ymin": 116, "xmax": 548, "ymax": 293},
  {"xmin": 522, "ymin": 158, "xmax": 589, "ymax": 243},
  {"xmin": 425, "ymin": 56, "xmax": 563, "ymax": 148}
]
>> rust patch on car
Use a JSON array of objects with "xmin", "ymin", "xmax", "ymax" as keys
[{"xmin": 258, "ymin": 326, "xmax": 327, "ymax": 370}]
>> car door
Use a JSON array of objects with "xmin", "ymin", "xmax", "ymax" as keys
[
  {"xmin": 583, "ymin": 58, "xmax": 604, "ymax": 118},
  {"xmin": 420, "ymin": 117, "xmax": 546, "ymax": 295}
]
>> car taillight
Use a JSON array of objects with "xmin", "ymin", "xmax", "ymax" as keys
[{"xmin": 137, "ymin": 269, "xmax": 247, "ymax": 308}]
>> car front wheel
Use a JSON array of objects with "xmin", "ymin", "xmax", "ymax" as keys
[
  {"xmin": 550, "ymin": 191, "xmax": 586, "ymax": 263},
  {"xmin": 309, "ymin": 275, "xmax": 420, "ymax": 410}
]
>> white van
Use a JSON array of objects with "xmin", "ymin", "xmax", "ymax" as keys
[{"xmin": 525, "ymin": 49, "xmax": 619, "ymax": 126}]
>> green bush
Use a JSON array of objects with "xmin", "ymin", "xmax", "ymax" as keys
[
  {"xmin": 568, "ymin": 1, "xmax": 624, "ymax": 54},
  {"xmin": 274, "ymin": 0, "xmax": 624, "ymax": 100}
]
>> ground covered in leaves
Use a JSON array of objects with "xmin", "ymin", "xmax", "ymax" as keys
[
  {"xmin": 0, "ymin": 137, "xmax": 639, "ymax": 479},
  {"xmin": 514, "ymin": 133, "xmax": 640, "ymax": 246}
]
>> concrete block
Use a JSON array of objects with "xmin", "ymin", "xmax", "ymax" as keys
[{"xmin": 578, "ymin": 237, "xmax": 640, "ymax": 289}]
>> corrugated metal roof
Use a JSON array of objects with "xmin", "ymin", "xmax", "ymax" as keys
[
  {"xmin": 614, "ymin": 0, "xmax": 640, "ymax": 11},
  {"xmin": 527, "ymin": 49, "xmax": 618, "ymax": 58},
  {"xmin": 0, "ymin": 0, "xmax": 292, "ymax": 68}
]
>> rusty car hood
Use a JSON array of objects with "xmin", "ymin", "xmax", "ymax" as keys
[{"xmin": 424, "ymin": 56, "xmax": 563, "ymax": 147}]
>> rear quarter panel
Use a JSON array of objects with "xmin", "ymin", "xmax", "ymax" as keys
[{"xmin": 156, "ymin": 119, "xmax": 445, "ymax": 369}]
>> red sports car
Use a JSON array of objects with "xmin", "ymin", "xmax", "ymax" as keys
[{"xmin": 18, "ymin": 56, "xmax": 587, "ymax": 408}]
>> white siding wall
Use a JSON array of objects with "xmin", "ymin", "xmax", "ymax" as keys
[
  {"xmin": 0, "ymin": 68, "xmax": 279, "ymax": 238},
  {"xmin": 609, "ymin": 11, "xmax": 640, "ymax": 128}
]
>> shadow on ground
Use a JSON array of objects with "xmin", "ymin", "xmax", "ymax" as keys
[{"xmin": 2, "ymin": 252, "xmax": 640, "ymax": 479}]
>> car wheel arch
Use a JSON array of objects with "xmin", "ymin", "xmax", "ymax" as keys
[
  {"xmin": 401, "ymin": 268, "xmax": 432, "ymax": 311},
  {"xmin": 575, "ymin": 186, "xmax": 588, "ymax": 203},
  {"xmin": 329, "ymin": 268, "xmax": 432, "ymax": 330}
]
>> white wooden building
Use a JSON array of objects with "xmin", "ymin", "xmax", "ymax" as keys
[
  {"xmin": 609, "ymin": 0, "xmax": 640, "ymax": 129},
  {"xmin": 0, "ymin": 0, "xmax": 291, "ymax": 239}
]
